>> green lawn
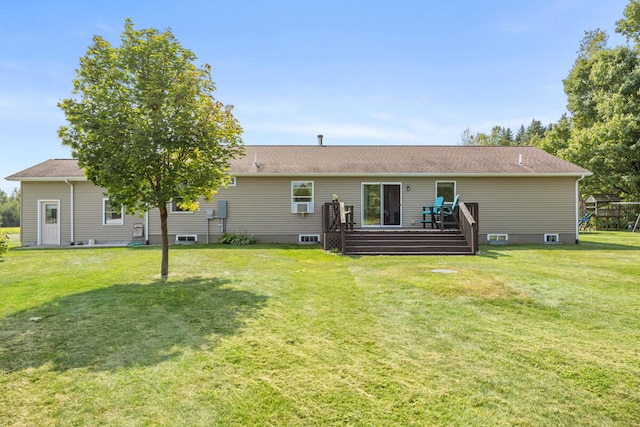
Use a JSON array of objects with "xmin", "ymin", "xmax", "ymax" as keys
[{"xmin": 1, "ymin": 232, "xmax": 639, "ymax": 426}]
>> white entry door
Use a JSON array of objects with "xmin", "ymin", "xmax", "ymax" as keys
[{"xmin": 40, "ymin": 201, "xmax": 60, "ymax": 245}]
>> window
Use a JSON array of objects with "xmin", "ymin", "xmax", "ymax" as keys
[
  {"xmin": 544, "ymin": 233, "xmax": 559, "ymax": 243},
  {"xmin": 436, "ymin": 181, "xmax": 456, "ymax": 203},
  {"xmin": 170, "ymin": 199, "xmax": 193, "ymax": 213},
  {"xmin": 487, "ymin": 234, "xmax": 508, "ymax": 244},
  {"xmin": 176, "ymin": 234, "xmax": 197, "ymax": 243},
  {"xmin": 228, "ymin": 177, "xmax": 236, "ymax": 187},
  {"xmin": 45, "ymin": 204, "xmax": 58, "ymax": 224},
  {"xmin": 291, "ymin": 181, "xmax": 314, "ymax": 213},
  {"xmin": 299, "ymin": 234, "xmax": 320, "ymax": 244},
  {"xmin": 103, "ymin": 198, "xmax": 124, "ymax": 225}
]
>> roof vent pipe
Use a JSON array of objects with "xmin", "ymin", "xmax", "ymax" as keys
[
  {"xmin": 518, "ymin": 154, "xmax": 523, "ymax": 166},
  {"xmin": 317, "ymin": 134, "xmax": 323, "ymax": 146}
]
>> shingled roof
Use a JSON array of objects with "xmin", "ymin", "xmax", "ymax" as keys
[
  {"xmin": 6, "ymin": 159, "xmax": 86, "ymax": 181},
  {"xmin": 235, "ymin": 145, "xmax": 590, "ymax": 176},
  {"xmin": 6, "ymin": 145, "xmax": 590, "ymax": 181}
]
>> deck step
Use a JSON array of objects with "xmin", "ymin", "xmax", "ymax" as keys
[{"xmin": 344, "ymin": 230, "xmax": 474, "ymax": 255}]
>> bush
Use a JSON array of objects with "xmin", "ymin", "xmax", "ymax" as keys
[
  {"xmin": 0, "ymin": 233, "xmax": 9, "ymax": 258},
  {"xmin": 219, "ymin": 233, "xmax": 258, "ymax": 245}
]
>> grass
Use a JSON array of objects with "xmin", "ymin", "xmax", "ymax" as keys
[{"xmin": 1, "ymin": 231, "xmax": 639, "ymax": 426}]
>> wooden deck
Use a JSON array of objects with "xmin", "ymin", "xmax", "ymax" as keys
[
  {"xmin": 343, "ymin": 229, "xmax": 474, "ymax": 256},
  {"xmin": 322, "ymin": 201, "xmax": 478, "ymax": 256}
]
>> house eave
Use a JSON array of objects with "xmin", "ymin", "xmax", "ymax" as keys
[
  {"xmin": 231, "ymin": 172, "xmax": 593, "ymax": 178},
  {"xmin": 5, "ymin": 176, "xmax": 88, "ymax": 182},
  {"xmin": 8, "ymin": 172, "xmax": 592, "ymax": 182}
]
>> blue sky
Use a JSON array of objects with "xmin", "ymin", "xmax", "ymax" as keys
[{"xmin": 0, "ymin": 0, "xmax": 630, "ymax": 193}]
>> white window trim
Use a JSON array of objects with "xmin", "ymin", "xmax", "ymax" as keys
[
  {"xmin": 170, "ymin": 199, "xmax": 194, "ymax": 214},
  {"xmin": 227, "ymin": 177, "xmax": 236, "ymax": 187},
  {"xmin": 544, "ymin": 233, "xmax": 560, "ymax": 243},
  {"xmin": 103, "ymin": 198, "xmax": 124, "ymax": 226},
  {"xmin": 176, "ymin": 234, "xmax": 197, "ymax": 243},
  {"xmin": 291, "ymin": 181, "xmax": 315, "ymax": 214},
  {"xmin": 298, "ymin": 234, "xmax": 321, "ymax": 244},
  {"xmin": 487, "ymin": 233, "xmax": 509, "ymax": 244},
  {"xmin": 436, "ymin": 181, "xmax": 457, "ymax": 203}
]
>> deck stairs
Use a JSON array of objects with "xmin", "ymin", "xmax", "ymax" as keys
[{"xmin": 344, "ymin": 229, "xmax": 474, "ymax": 256}]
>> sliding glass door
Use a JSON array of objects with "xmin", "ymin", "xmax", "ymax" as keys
[{"xmin": 362, "ymin": 183, "xmax": 402, "ymax": 227}]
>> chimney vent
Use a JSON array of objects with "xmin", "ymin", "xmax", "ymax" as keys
[
  {"xmin": 317, "ymin": 134, "xmax": 323, "ymax": 146},
  {"xmin": 518, "ymin": 154, "xmax": 523, "ymax": 166}
]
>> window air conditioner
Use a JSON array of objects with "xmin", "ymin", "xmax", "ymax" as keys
[{"xmin": 292, "ymin": 202, "xmax": 314, "ymax": 214}]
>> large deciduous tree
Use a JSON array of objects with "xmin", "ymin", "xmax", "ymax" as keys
[
  {"xmin": 562, "ymin": 13, "xmax": 640, "ymax": 199},
  {"xmin": 59, "ymin": 19, "xmax": 243, "ymax": 278},
  {"xmin": 537, "ymin": 114, "xmax": 572, "ymax": 157}
]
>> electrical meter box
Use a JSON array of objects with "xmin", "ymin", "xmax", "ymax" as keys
[{"xmin": 217, "ymin": 201, "xmax": 227, "ymax": 219}]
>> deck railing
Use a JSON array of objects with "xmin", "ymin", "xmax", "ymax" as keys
[
  {"xmin": 322, "ymin": 202, "xmax": 354, "ymax": 253},
  {"xmin": 458, "ymin": 202, "xmax": 479, "ymax": 254},
  {"xmin": 323, "ymin": 201, "xmax": 478, "ymax": 255}
]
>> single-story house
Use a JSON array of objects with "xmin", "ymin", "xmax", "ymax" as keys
[{"xmin": 6, "ymin": 145, "xmax": 591, "ymax": 249}]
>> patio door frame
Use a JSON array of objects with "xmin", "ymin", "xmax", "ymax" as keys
[
  {"xmin": 361, "ymin": 182, "xmax": 402, "ymax": 228},
  {"xmin": 38, "ymin": 199, "xmax": 61, "ymax": 246}
]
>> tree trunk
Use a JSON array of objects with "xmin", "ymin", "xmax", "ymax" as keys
[{"xmin": 159, "ymin": 204, "xmax": 169, "ymax": 279}]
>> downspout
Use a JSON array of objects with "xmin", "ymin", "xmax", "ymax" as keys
[
  {"xmin": 65, "ymin": 179, "xmax": 75, "ymax": 245},
  {"xmin": 145, "ymin": 210, "xmax": 149, "ymax": 245},
  {"xmin": 575, "ymin": 175, "xmax": 585, "ymax": 244},
  {"xmin": 19, "ymin": 182, "xmax": 24, "ymax": 244}
]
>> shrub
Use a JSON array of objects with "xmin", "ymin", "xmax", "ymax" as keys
[
  {"xmin": 0, "ymin": 233, "xmax": 9, "ymax": 258},
  {"xmin": 219, "ymin": 233, "xmax": 258, "ymax": 245}
]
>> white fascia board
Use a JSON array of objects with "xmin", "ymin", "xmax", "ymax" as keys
[
  {"xmin": 232, "ymin": 172, "xmax": 593, "ymax": 178},
  {"xmin": 6, "ymin": 176, "xmax": 87, "ymax": 182}
]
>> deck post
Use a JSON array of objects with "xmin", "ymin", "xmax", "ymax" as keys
[
  {"xmin": 339, "ymin": 202, "xmax": 346, "ymax": 254},
  {"xmin": 322, "ymin": 202, "xmax": 354, "ymax": 253}
]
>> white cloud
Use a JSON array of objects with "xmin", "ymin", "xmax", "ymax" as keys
[{"xmin": 245, "ymin": 109, "xmax": 465, "ymax": 145}]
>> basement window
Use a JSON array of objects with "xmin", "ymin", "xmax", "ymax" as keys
[
  {"xmin": 544, "ymin": 233, "xmax": 560, "ymax": 243},
  {"xmin": 176, "ymin": 234, "xmax": 197, "ymax": 244},
  {"xmin": 487, "ymin": 233, "xmax": 508, "ymax": 244},
  {"xmin": 299, "ymin": 234, "xmax": 321, "ymax": 244}
]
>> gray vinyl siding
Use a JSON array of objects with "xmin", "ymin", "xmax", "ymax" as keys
[
  {"xmin": 455, "ymin": 176, "xmax": 577, "ymax": 243},
  {"xmin": 146, "ymin": 175, "xmax": 578, "ymax": 244},
  {"xmin": 72, "ymin": 182, "xmax": 144, "ymax": 244},
  {"xmin": 20, "ymin": 181, "xmax": 73, "ymax": 246},
  {"xmin": 21, "ymin": 174, "xmax": 579, "ymax": 246},
  {"xmin": 20, "ymin": 181, "xmax": 143, "ymax": 246},
  {"xmin": 148, "ymin": 177, "xmax": 366, "ymax": 243},
  {"xmin": 402, "ymin": 177, "xmax": 438, "ymax": 227},
  {"xmin": 148, "ymin": 176, "xmax": 422, "ymax": 243}
]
